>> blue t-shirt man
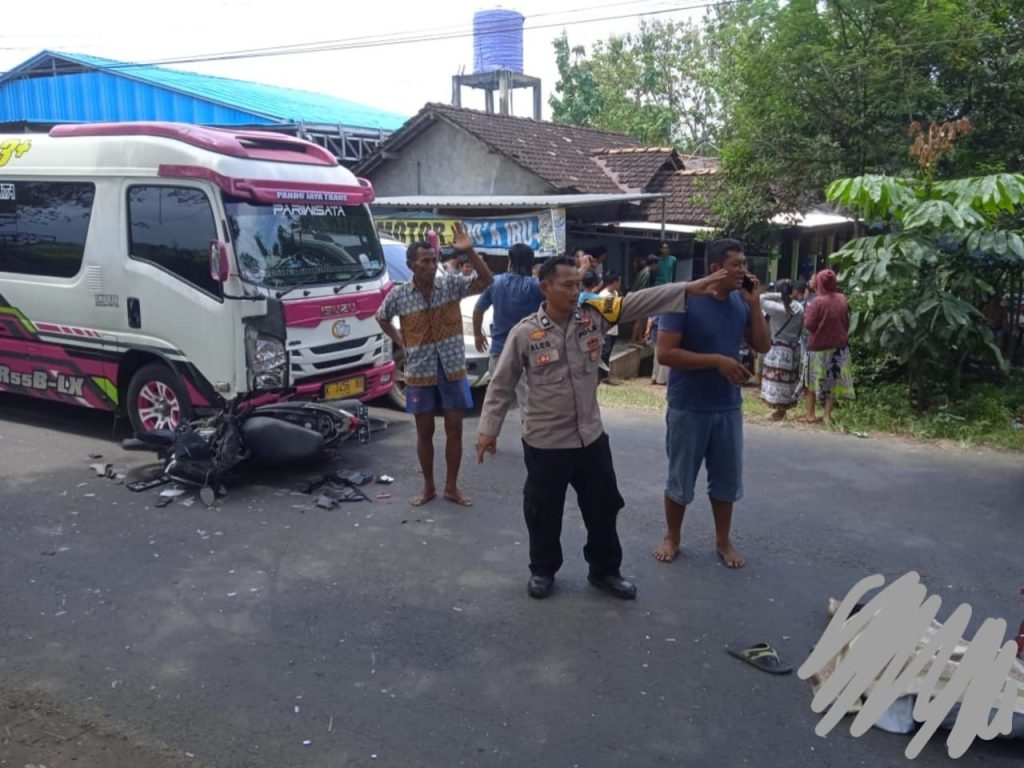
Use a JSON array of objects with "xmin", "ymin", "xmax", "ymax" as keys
[
  {"xmin": 474, "ymin": 272, "xmax": 544, "ymax": 356},
  {"xmin": 652, "ymin": 237, "xmax": 770, "ymax": 573},
  {"xmin": 659, "ymin": 292, "xmax": 750, "ymax": 411}
]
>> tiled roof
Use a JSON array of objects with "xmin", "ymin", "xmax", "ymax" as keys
[
  {"xmin": 358, "ymin": 103, "xmax": 643, "ymax": 193},
  {"xmin": 591, "ymin": 147, "xmax": 678, "ymax": 192},
  {"xmin": 641, "ymin": 168, "xmax": 722, "ymax": 227}
]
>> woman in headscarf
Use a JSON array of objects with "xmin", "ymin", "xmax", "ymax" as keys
[
  {"xmin": 759, "ymin": 279, "xmax": 805, "ymax": 420},
  {"xmin": 802, "ymin": 269, "xmax": 855, "ymax": 423}
]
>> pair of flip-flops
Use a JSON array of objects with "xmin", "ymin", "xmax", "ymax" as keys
[
  {"xmin": 726, "ymin": 641, "xmax": 792, "ymax": 675},
  {"xmin": 409, "ymin": 493, "xmax": 473, "ymax": 507}
]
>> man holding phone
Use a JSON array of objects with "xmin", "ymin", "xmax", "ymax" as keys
[{"xmin": 652, "ymin": 238, "xmax": 771, "ymax": 569}]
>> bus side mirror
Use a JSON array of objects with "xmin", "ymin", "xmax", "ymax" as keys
[{"xmin": 210, "ymin": 241, "xmax": 230, "ymax": 282}]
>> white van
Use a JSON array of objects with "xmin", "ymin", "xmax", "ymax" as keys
[{"xmin": 0, "ymin": 123, "xmax": 395, "ymax": 435}]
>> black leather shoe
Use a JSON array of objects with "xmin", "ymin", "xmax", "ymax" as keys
[
  {"xmin": 587, "ymin": 573, "xmax": 637, "ymax": 600},
  {"xmin": 528, "ymin": 574, "xmax": 554, "ymax": 599}
]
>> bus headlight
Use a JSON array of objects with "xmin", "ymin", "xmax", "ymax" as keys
[
  {"xmin": 246, "ymin": 329, "xmax": 288, "ymax": 389},
  {"xmin": 381, "ymin": 335, "xmax": 393, "ymax": 363}
]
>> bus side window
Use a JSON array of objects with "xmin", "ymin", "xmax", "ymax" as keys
[
  {"xmin": 128, "ymin": 186, "xmax": 219, "ymax": 297},
  {"xmin": 0, "ymin": 182, "xmax": 95, "ymax": 278}
]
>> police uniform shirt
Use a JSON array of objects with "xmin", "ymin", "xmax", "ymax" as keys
[{"xmin": 478, "ymin": 281, "xmax": 690, "ymax": 450}]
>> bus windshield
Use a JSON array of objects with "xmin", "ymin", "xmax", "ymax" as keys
[{"xmin": 225, "ymin": 199, "xmax": 386, "ymax": 289}]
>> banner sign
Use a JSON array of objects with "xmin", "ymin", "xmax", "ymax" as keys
[{"xmin": 376, "ymin": 208, "xmax": 566, "ymax": 255}]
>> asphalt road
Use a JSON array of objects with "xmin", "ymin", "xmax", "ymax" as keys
[{"xmin": 0, "ymin": 393, "xmax": 1021, "ymax": 768}]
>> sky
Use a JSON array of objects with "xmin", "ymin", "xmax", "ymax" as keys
[{"xmin": 0, "ymin": 0, "xmax": 708, "ymax": 122}]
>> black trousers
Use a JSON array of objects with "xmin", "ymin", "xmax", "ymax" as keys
[{"xmin": 521, "ymin": 433, "xmax": 626, "ymax": 579}]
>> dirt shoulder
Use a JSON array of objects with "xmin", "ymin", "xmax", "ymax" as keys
[
  {"xmin": 596, "ymin": 378, "xmax": 1024, "ymax": 456},
  {"xmin": 1, "ymin": 688, "xmax": 201, "ymax": 768}
]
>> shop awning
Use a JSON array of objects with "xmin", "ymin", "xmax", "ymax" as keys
[{"xmin": 372, "ymin": 192, "xmax": 664, "ymax": 209}]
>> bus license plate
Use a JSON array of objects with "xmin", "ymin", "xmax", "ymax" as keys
[{"xmin": 324, "ymin": 377, "xmax": 366, "ymax": 400}]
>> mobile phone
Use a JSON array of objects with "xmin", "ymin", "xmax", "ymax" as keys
[{"xmin": 742, "ymin": 274, "xmax": 755, "ymax": 292}]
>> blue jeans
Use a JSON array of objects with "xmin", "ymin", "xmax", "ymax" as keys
[{"xmin": 665, "ymin": 407, "xmax": 744, "ymax": 506}]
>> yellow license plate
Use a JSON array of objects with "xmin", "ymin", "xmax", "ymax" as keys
[{"xmin": 324, "ymin": 377, "xmax": 366, "ymax": 400}]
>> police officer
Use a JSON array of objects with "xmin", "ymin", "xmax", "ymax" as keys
[{"xmin": 475, "ymin": 255, "xmax": 730, "ymax": 600}]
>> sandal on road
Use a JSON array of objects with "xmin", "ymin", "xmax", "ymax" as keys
[{"xmin": 726, "ymin": 641, "xmax": 792, "ymax": 675}]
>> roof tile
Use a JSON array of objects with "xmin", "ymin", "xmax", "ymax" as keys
[
  {"xmin": 362, "ymin": 103, "xmax": 643, "ymax": 193},
  {"xmin": 641, "ymin": 168, "xmax": 722, "ymax": 227}
]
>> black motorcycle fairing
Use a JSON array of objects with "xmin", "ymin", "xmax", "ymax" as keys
[
  {"xmin": 241, "ymin": 416, "xmax": 326, "ymax": 466},
  {"xmin": 248, "ymin": 401, "xmax": 354, "ymax": 445}
]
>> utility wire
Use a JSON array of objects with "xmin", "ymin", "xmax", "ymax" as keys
[
  {"xmin": 135, "ymin": 0, "xmax": 694, "ymax": 60},
  {"xmin": 40, "ymin": 0, "xmax": 735, "ymax": 70}
]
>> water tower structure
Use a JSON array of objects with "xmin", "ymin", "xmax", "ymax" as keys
[{"xmin": 452, "ymin": 8, "xmax": 542, "ymax": 119}]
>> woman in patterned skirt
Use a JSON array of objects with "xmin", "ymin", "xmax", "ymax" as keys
[{"xmin": 759, "ymin": 279, "xmax": 805, "ymax": 420}]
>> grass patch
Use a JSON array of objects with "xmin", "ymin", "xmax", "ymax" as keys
[
  {"xmin": 595, "ymin": 379, "xmax": 668, "ymax": 411},
  {"xmin": 828, "ymin": 381, "xmax": 1024, "ymax": 451},
  {"xmin": 597, "ymin": 377, "xmax": 1024, "ymax": 452}
]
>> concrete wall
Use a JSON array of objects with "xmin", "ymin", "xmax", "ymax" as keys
[{"xmin": 369, "ymin": 121, "xmax": 553, "ymax": 196}]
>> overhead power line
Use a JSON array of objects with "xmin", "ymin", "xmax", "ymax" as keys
[{"xmin": 68, "ymin": 0, "xmax": 735, "ymax": 71}]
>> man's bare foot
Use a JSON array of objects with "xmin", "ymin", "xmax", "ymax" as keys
[
  {"xmin": 717, "ymin": 545, "xmax": 746, "ymax": 569},
  {"xmin": 410, "ymin": 490, "xmax": 437, "ymax": 507},
  {"xmin": 771, "ymin": 408, "xmax": 787, "ymax": 421},
  {"xmin": 443, "ymin": 488, "xmax": 473, "ymax": 507},
  {"xmin": 653, "ymin": 535, "xmax": 680, "ymax": 563}
]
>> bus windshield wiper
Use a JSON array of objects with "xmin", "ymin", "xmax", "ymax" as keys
[{"xmin": 273, "ymin": 272, "xmax": 339, "ymax": 299}]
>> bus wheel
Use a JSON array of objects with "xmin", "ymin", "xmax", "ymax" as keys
[{"xmin": 126, "ymin": 363, "xmax": 194, "ymax": 437}]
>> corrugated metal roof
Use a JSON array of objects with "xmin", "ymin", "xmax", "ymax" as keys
[
  {"xmin": 372, "ymin": 193, "xmax": 664, "ymax": 209},
  {"xmin": 770, "ymin": 211, "xmax": 854, "ymax": 228},
  {"xmin": 597, "ymin": 221, "xmax": 707, "ymax": 234},
  {"xmin": 0, "ymin": 51, "xmax": 408, "ymax": 132}
]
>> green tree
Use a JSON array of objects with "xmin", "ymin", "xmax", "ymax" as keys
[
  {"xmin": 549, "ymin": 20, "xmax": 718, "ymax": 150},
  {"xmin": 707, "ymin": 0, "xmax": 1024, "ymax": 240},
  {"xmin": 550, "ymin": 33, "xmax": 604, "ymax": 129},
  {"xmin": 828, "ymin": 122, "xmax": 1024, "ymax": 407}
]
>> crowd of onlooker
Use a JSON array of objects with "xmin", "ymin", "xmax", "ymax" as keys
[{"xmin": 451, "ymin": 237, "xmax": 857, "ymax": 422}]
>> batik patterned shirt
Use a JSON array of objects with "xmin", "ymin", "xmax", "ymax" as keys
[{"xmin": 378, "ymin": 272, "xmax": 488, "ymax": 386}]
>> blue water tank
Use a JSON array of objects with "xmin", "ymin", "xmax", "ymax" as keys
[{"xmin": 473, "ymin": 8, "xmax": 525, "ymax": 74}]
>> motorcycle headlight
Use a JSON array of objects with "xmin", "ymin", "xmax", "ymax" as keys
[{"xmin": 246, "ymin": 329, "xmax": 288, "ymax": 389}]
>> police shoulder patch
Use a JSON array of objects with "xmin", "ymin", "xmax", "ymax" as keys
[{"xmin": 528, "ymin": 329, "xmax": 546, "ymax": 341}]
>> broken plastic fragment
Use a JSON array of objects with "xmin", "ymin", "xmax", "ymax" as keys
[
  {"xmin": 377, "ymin": 474, "xmax": 395, "ymax": 484},
  {"xmin": 91, "ymin": 463, "xmax": 111, "ymax": 477},
  {"xmin": 159, "ymin": 488, "xmax": 187, "ymax": 499},
  {"xmin": 315, "ymin": 495, "xmax": 336, "ymax": 510},
  {"xmin": 200, "ymin": 487, "xmax": 217, "ymax": 507},
  {"xmin": 335, "ymin": 469, "xmax": 374, "ymax": 486},
  {"xmin": 127, "ymin": 475, "xmax": 171, "ymax": 493}
]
